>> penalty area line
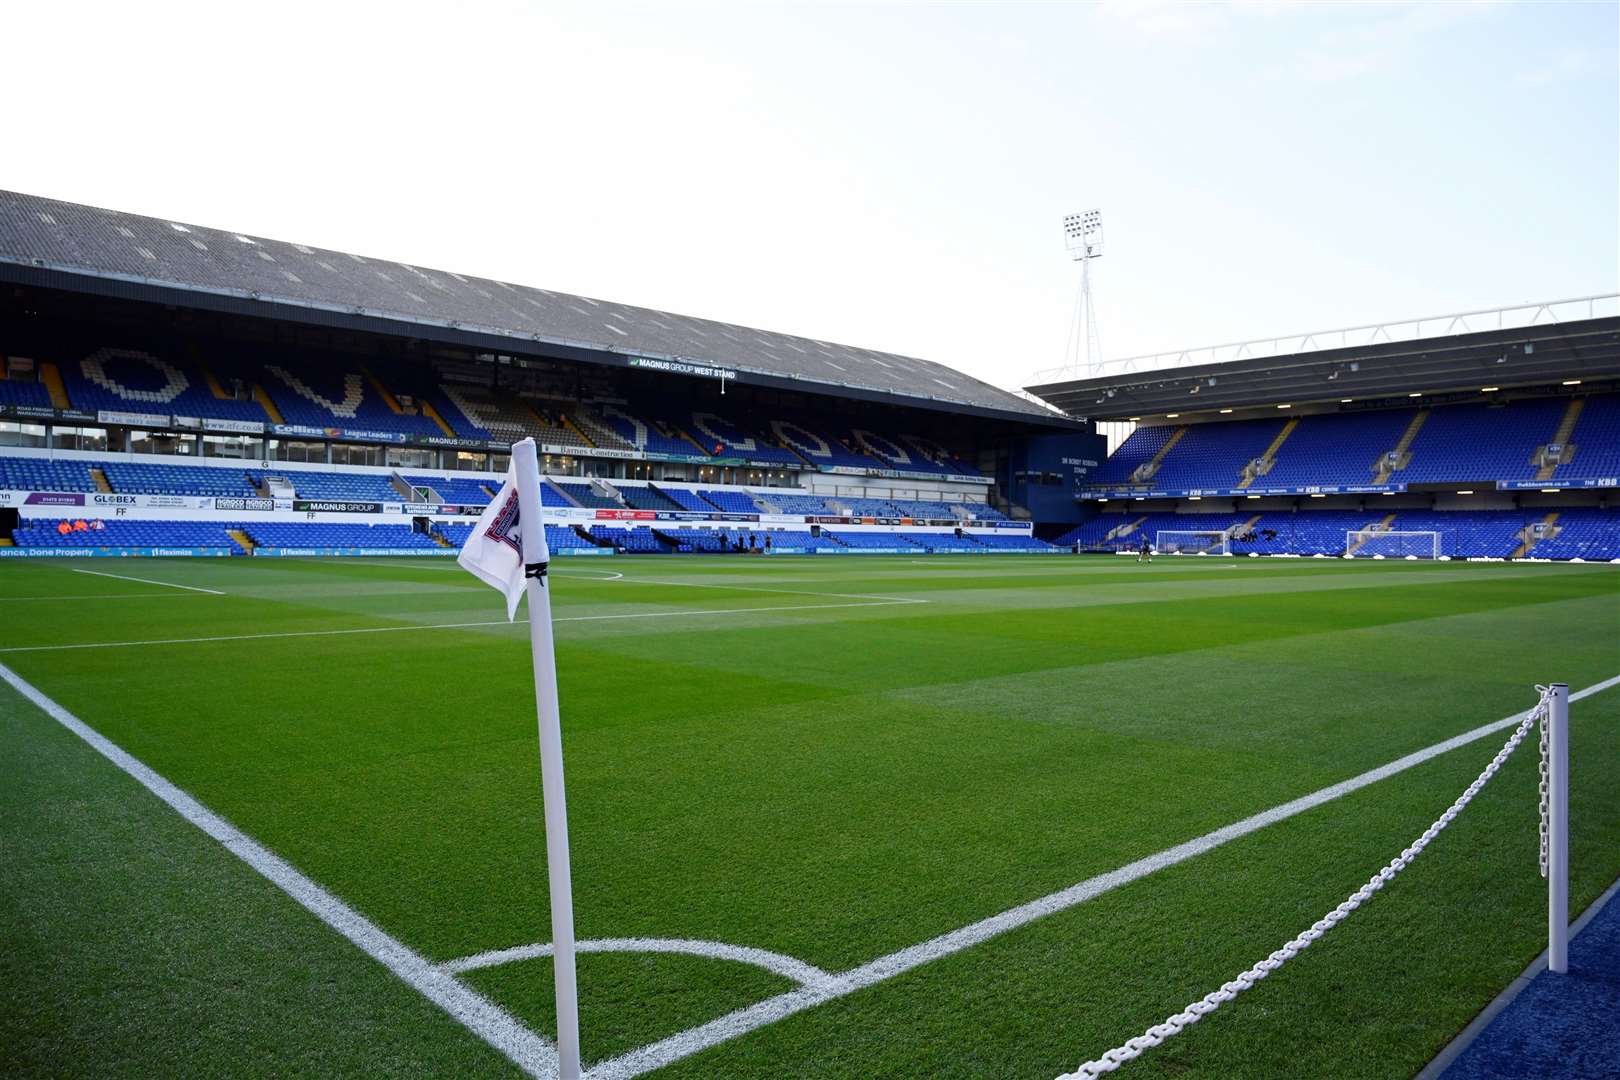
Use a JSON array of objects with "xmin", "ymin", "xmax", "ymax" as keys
[
  {"xmin": 70, "ymin": 567, "xmax": 226, "ymax": 595},
  {"xmin": 0, "ymin": 660, "xmax": 559, "ymax": 1080},
  {"xmin": 585, "ymin": 671, "xmax": 1620, "ymax": 1080}
]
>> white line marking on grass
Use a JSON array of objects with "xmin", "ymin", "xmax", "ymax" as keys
[
  {"xmin": 443, "ymin": 938, "xmax": 834, "ymax": 988},
  {"xmin": 0, "ymin": 661, "xmax": 559, "ymax": 1080},
  {"xmin": 0, "ymin": 620, "xmax": 517, "ymax": 653},
  {"xmin": 69, "ymin": 567, "xmax": 226, "ymax": 595},
  {"xmin": 585, "ymin": 673, "xmax": 1620, "ymax": 1080},
  {"xmin": 0, "ymin": 593, "xmax": 215, "ymax": 601},
  {"xmin": 0, "ymin": 599, "xmax": 926, "ymax": 653}
]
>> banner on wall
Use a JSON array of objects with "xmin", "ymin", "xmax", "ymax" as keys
[{"xmin": 291, "ymin": 500, "xmax": 385, "ymax": 513}]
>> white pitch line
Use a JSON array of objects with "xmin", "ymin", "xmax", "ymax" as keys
[
  {"xmin": 0, "ymin": 599, "xmax": 926, "ymax": 654},
  {"xmin": 585, "ymin": 673, "xmax": 1620, "ymax": 1080},
  {"xmin": 443, "ymin": 938, "xmax": 833, "ymax": 988},
  {"xmin": 70, "ymin": 567, "xmax": 226, "ymax": 595},
  {"xmin": 0, "ymin": 661, "xmax": 559, "ymax": 1080},
  {"xmin": 0, "ymin": 594, "xmax": 215, "ymax": 602}
]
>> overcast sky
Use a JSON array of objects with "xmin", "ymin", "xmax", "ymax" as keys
[{"xmin": 7, "ymin": 1, "xmax": 1615, "ymax": 393}]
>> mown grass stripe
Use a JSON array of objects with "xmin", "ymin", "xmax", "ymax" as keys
[
  {"xmin": 585, "ymin": 674, "xmax": 1620, "ymax": 1080},
  {"xmin": 0, "ymin": 660, "xmax": 560, "ymax": 1080}
]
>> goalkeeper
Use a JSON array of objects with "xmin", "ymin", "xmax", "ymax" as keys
[{"xmin": 1137, "ymin": 534, "xmax": 1152, "ymax": 563}]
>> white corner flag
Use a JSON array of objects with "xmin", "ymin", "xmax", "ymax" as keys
[{"xmin": 456, "ymin": 438, "xmax": 582, "ymax": 1079}]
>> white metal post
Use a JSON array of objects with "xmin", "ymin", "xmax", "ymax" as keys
[
  {"xmin": 1548, "ymin": 682, "xmax": 1569, "ymax": 974},
  {"xmin": 513, "ymin": 438, "xmax": 582, "ymax": 1078}
]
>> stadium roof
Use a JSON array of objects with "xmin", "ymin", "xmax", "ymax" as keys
[
  {"xmin": 0, "ymin": 190, "xmax": 1068, "ymax": 426},
  {"xmin": 1027, "ymin": 302, "xmax": 1620, "ymax": 421}
]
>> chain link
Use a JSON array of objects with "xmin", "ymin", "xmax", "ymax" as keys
[
  {"xmin": 1057, "ymin": 686, "xmax": 1556, "ymax": 1080},
  {"xmin": 1538, "ymin": 690, "xmax": 1551, "ymax": 878}
]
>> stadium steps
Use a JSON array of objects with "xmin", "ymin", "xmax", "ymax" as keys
[
  {"xmin": 202, "ymin": 365, "xmax": 235, "ymax": 400},
  {"xmin": 251, "ymin": 383, "xmax": 285, "ymax": 424},
  {"xmin": 394, "ymin": 473, "xmax": 430, "ymax": 501},
  {"xmin": 545, "ymin": 481, "xmax": 582, "ymax": 508},
  {"xmin": 419, "ymin": 400, "xmax": 458, "ymax": 437},
  {"xmin": 1105, "ymin": 515, "xmax": 1149, "ymax": 542},
  {"xmin": 677, "ymin": 426, "xmax": 713, "ymax": 456},
  {"xmin": 226, "ymin": 528, "xmax": 256, "ymax": 554},
  {"xmin": 1236, "ymin": 419, "xmax": 1298, "ymax": 489},
  {"xmin": 572, "ymin": 524, "xmax": 611, "ymax": 548},
  {"xmin": 563, "ymin": 413, "xmax": 596, "ymax": 448},
  {"xmin": 1512, "ymin": 512, "xmax": 1561, "ymax": 559},
  {"xmin": 1373, "ymin": 410, "xmax": 1429, "ymax": 482},
  {"xmin": 362, "ymin": 367, "xmax": 407, "ymax": 414},
  {"xmin": 1130, "ymin": 426, "xmax": 1187, "ymax": 483},
  {"xmin": 90, "ymin": 467, "xmax": 113, "ymax": 494},
  {"xmin": 1533, "ymin": 398, "xmax": 1586, "ymax": 481},
  {"xmin": 39, "ymin": 362, "xmax": 72, "ymax": 409},
  {"xmin": 1345, "ymin": 513, "xmax": 1399, "ymax": 556},
  {"xmin": 427, "ymin": 530, "xmax": 453, "ymax": 549}
]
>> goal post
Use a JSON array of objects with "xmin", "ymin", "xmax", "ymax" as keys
[
  {"xmin": 1155, "ymin": 530, "xmax": 1230, "ymax": 556},
  {"xmin": 1345, "ymin": 529, "xmax": 1441, "ymax": 559}
]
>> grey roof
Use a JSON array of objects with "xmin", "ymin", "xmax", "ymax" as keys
[
  {"xmin": 0, "ymin": 190, "xmax": 1053, "ymax": 420},
  {"xmin": 1027, "ymin": 316, "xmax": 1620, "ymax": 420}
]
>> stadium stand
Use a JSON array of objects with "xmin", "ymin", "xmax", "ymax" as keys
[
  {"xmin": 436, "ymin": 521, "xmax": 597, "ymax": 552},
  {"xmin": 242, "ymin": 522, "xmax": 442, "ymax": 550},
  {"xmin": 551, "ymin": 480, "xmax": 623, "ymax": 510},
  {"xmin": 402, "ymin": 474, "xmax": 496, "ymax": 504},
  {"xmin": 0, "ymin": 457, "xmax": 99, "ymax": 492},
  {"xmin": 1394, "ymin": 400, "xmax": 1567, "ymax": 485},
  {"xmin": 620, "ymin": 486, "xmax": 684, "ymax": 512},
  {"xmin": 59, "ymin": 347, "xmax": 269, "ymax": 423},
  {"xmin": 699, "ymin": 489, "xmax": 766, "ymax": 513},
  {"xmin": 1092, "ymin": 396, "xmax": 1620, "ymax": 494},
  {"xmin": 0, "ymin": 377, "xmax": 54, "ymax": 409},
  {"xmin": 682, "ymin": 410, "xmax": 802, "ymax": 465},
  {"xmin": 261, "ymin": 365, "xmax": 443, "ymax": 438},
  {"xmin": 589, "ymin": 525, "xmax": 669, "ymax": 553},
  {"xmin": 102, "ymin": 461, "xmax": 257, "ymax": 496},
  {"xmin": 769, "ymin": 417, "xmax": 883, "ymax": 471},
  {"xmin": 13, "ymin": 518, "xmax": 238, "ymax": 550},
  {"xmin": 281, "ymin": 470, "xmax": 402, "ymax": 502},
  {"xmin": 1558, "ymin": 395, "xmax": 1619, "ymax": 481},
  {"xmin": 596, "ymin": 404, "xmax": 699, "ymax": 457},
  {"xmin": 970, "ymin": 532, "xmax": 1057, "ymax": 551},
  {"xmin": 826, "ymin": 531, "xmax": 918, "ymax": 550},
  {"xmin": 655, "ymin": 485, "xmax": 718, "ymax": 512}
]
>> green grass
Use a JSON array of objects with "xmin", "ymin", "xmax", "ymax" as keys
[{"xmin": 2, "ymin": 554, "xmax": 1617, "ymax": 1078}]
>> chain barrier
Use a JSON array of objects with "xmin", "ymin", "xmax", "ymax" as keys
[{"xmin": 1057, "ymin": 686, "xmax": 1556, "ymax": 1080}]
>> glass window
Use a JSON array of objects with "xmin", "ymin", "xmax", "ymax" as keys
[
  {"xmin": 52, "ymin": 426, "xmax": 110, "ymax": 452},
  {"xmin": 386, "ymin": 447, "xmax": 435, "ymax": 469},
  {"xmin": 0, "ymin": 422, "xmax": 47, "ymax": 448}
]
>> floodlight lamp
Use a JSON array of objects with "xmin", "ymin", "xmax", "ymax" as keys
[{"xmin": 1063, "ymin": 209, "xmax": 1104, "ymax": 260}]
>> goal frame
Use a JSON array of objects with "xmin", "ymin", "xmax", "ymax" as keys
[
  {"xmin": 1345, "ymin": 529, "xmax": 1441, "ymax": 559},
  {"xmin": 1154, "ymin": 530, "xmax": 1231, "ymax": 556}
]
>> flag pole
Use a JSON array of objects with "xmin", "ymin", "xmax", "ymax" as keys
[{"xmin": 512, "ymin": 437, "xmax": 582, "ymax": 1079}]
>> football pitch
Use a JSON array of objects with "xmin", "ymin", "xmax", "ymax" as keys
[{"xmin": 3, "ymin": 554, "xmax": 1618, "ymax": 1079}]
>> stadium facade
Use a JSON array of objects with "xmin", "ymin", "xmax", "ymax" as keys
[
  {"xmin": 0, "ymin": 188, "xmax": 1615, "ymax": 561},
  {"xmin": 1027, "ymin": 301, "xmax": 1620, "ymax": 561},
  {"xmin": 0, "ymin": 190, "xmax": 1099, "ymax": 558}
]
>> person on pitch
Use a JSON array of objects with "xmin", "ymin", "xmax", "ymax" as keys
[{"xmin": 1138, "ymin": 533, "xmax": 1152, "ymax": 563}]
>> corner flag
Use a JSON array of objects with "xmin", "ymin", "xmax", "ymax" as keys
[
  {"xmin": 455, "ymin": 438, "xmax": 582, "ymax": 1079},
  {"xmin": 456, "ymin": 462, "xmax": 531, "ymax": 620}
]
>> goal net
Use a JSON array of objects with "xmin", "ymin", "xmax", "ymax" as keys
[
  {"xmin": 1155, "ymin": 530, "xmax": 1230, "ymax": 556},
  {"xmin": 1346, "ymin": 529, "xmax": 1441, "ymax": 559}
]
